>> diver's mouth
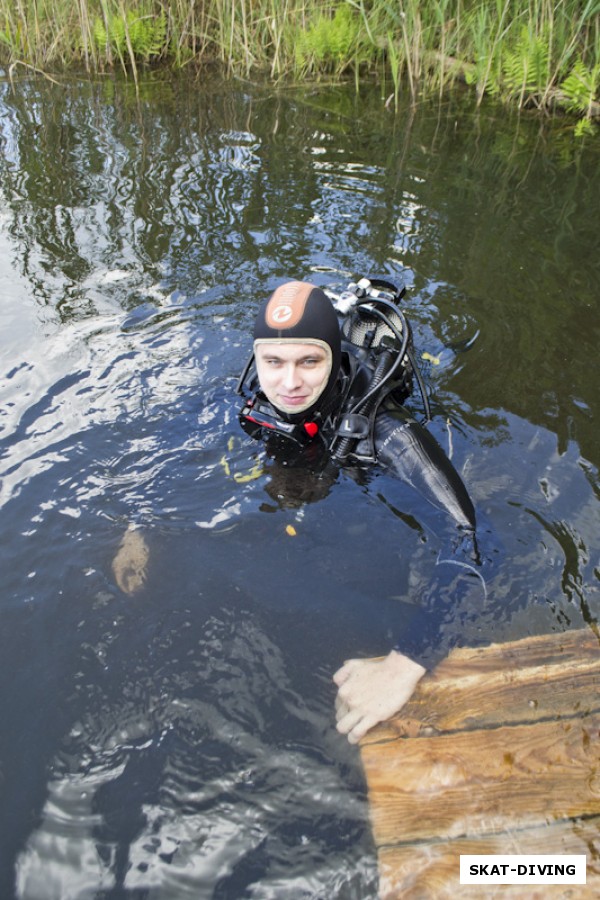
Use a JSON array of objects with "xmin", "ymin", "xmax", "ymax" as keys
[{"xmin": 279, "ymin": 394, "xmax": 309, "ymax": 406}]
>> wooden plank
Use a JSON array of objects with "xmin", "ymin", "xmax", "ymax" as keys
[
  {"xmin": 358, "ymin": 629, "xmax": 600, "ymax": 898},
  {"xmin": 378, "ymin": 817, "xmax": 600, "ymax": 899},
  {"xmin": 361, "ymin": 629, "xmax": 600, "ymax": 744},
  {"xmin": 362, "ymin": 712, "xmax": 600, "ymax": 846}
]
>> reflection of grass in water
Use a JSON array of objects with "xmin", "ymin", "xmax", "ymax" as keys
[{"xmin": 0, "ymin": 2, "xmax": 598, "ymax": 126}]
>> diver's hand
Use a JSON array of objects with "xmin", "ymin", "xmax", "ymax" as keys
[
  {"xmin": 333, "ymin": 651, "xmax": 426, "ymax": 744},
  {"xmin": 112, "ymin": 526, "xmax": 149, "ymax": 595}
]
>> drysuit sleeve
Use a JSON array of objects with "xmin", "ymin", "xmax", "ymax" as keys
[
  {"xmin": 371, "ymin": 407, "xmax": 486, "ymax": 669},
  {"xmin": 390, "ymin": 552, "xmax": 488, "ymax": 670},
  {"xmin": 373, "ymin": 408, "xmax": 476, "ymax": 531}
]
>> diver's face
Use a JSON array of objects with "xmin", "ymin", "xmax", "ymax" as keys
[{"xmin": 254, "ymin": 340, "xmax": 332, "ymax": 415}]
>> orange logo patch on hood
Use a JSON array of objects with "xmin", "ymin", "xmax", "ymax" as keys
[{"xmin": 264, "ymin": 281, "xmax": 313, "ymax": 331}]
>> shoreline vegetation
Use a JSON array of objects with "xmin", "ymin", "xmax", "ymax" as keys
[{"xmin": 0, "ymin": 1, "xmax": 598, "ymax": 134}]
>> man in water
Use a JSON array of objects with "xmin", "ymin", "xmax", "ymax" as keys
[{"xmin": 238, "ymin": 278, "xmax": 482, "ymax": 743}]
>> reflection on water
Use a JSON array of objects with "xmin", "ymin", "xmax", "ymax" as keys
[
  {"xmin": 0, "ymin": 73, "xmax": 599, "ymax": 897},
  {"xmin": 15, "ymin": 599, "xmax": 373, "ymax": 899}
]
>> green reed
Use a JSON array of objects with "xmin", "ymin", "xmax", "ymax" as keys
[{"xmin": 0, "ymin": 1, "xmax": 598, "ymax": 126}]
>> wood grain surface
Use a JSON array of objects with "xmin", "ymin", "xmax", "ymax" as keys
[{"xmin": 359, "ymin": 629, "xmax": 600, "ymax": 898}]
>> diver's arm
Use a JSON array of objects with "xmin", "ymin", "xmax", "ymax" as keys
[
  {"xmin": 334, "ymin": 651, "xmax": 425, "ymax": 744},
  {"xmin": 373, "ymin": 408, "xmax": 476, "ymax": 531},
  {"xmin": 333, "ymin": 555, "xmax": 487, "ymax": 742}
]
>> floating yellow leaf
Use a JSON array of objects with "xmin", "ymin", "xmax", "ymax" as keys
[
  {"xmin": 286, "ymin": 525, "xmax": 297, "ymax": 537},
  {"xmin": 421, "ymin": 351, "xmax": 441, "ymax": 365},
  {"xmin": 233, "ymin": 462, "xmax": 263, "ymax": 483}
]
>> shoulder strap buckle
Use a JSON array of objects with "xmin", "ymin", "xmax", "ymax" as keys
[{"xmin": 336, "ymin": 413, "xmax": 370, "ymax": 440}]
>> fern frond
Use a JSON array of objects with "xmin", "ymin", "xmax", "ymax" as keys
[
  {"xmin": 560, "ymin": 59, "xmax": 600, "ymax": 114},
  {"xmin": 93, "ymin": 17, "xmax": 108, "ymax": 54},
  {"xmin": 295, "ymin": 5, "xmax": 363, "ymax": 75},
  {"xmin": 502, "ymin": 27, "xmax": 550, "ymax": 99}
]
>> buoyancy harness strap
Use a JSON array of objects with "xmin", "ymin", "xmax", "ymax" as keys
[{"xmin": 331, "ymin": 349, "xmax": 395, "ymax": 461}]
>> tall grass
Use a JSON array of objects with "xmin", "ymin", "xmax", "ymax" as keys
[{"xmin": 0, "ymin": 1, "xmax": 598, "ymax": 125}]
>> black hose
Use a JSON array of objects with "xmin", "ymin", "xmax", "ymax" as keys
[
  {"xmin": 332, "ymin": 349, "xmax": 395, "ymax": 461},
  {"xmin": 331, "ymin": 295, "xmax": 433, "ymax": 459},
  {"xmin": 236, "ymin": 352, "xmax": 255, "ymax": 396},
  {"xmin": 351, "ymin": 298, "xmax": 430, "ymax": 423},
  {"xmin": 406, "ymin": 345, "xmax": 431, "ymax": 422}
]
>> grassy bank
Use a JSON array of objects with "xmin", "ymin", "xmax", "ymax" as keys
[{"xmin": 1, "ymin": 1, "xmax": 598, "ymax": 130}]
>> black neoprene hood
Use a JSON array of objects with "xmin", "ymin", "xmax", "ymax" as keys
[{"xmin": 253, "ymin": 281, "xmax": 342, "ymax": 420}]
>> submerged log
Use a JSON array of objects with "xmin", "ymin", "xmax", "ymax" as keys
[{"xmin": 359, "ymin": 629, "xmax": 600, "ymax": 898}]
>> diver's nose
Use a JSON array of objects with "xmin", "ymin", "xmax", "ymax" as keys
[{"xmin": 282, "ymin": 362, "xmax": 301, "ymax": 390}]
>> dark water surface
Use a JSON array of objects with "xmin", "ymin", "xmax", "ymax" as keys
[{"xmin": 0, "ymin": 73, "xmax": 599, "ymax": 898}]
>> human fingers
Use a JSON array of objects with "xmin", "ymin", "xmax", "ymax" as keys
[
  {"xmin": 335, "ymin": 702, "xmax": 348, "ymax": 724},
  {"xmin": 333, "ymin": 659, "xmax": 357, "ymax": 686},
  {"xmin": 335, "ymin": 706, "xmax": 363, "ymax": 737},
  {"xmin": 347, "ymin": 713, "xmax": 378, "ymax": 745},
  {"xmin": 334, "ymin": 656, "xmax": 371, "ymax": 689},
  {"xmin": 335, "ymin": 691, "xmax": 349, "ymax": 714}
]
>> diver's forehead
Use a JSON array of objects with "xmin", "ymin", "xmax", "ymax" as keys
[{"xmin": 254, "ymin": 339, "xmax": 330, "ymax": 360}]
